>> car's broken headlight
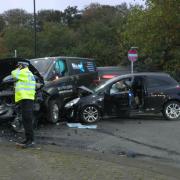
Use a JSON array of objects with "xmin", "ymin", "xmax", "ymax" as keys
[{"xmin": 65, "ymin": 98, "xmax": 80, "ymax": 108}]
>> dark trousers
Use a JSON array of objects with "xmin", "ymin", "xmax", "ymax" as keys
[{"xmin": 20, "ymin": 100, "xmax": 34, "ymax": 141}]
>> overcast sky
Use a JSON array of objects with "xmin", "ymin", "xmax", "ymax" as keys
[{"xmin": 0, "ymin": 0, "xmax": 145, "ymax": 13}]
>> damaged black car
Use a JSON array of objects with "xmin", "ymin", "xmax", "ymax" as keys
[
  {"xmin": 65, "ymin": 72, "xmax": 180, "ymax": 123},
  {"xmin": 0, "ymin": 58, "xmax": 44, "ymax": 131}
]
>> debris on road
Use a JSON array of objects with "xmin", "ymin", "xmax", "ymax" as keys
[
  {"xmin": 67, "ymin": 123, "xmax": 97, "ymax": 129},
  {"xmin": 126, "ymin": 150, "xmax": 137, "ymax": 158}
]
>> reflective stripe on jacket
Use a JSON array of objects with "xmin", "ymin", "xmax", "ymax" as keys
[{"xmin": 11, "ymin": 67, "xmax": 36, "ymax": 102}]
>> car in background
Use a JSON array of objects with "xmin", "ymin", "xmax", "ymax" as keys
[
  {"xmin": 94, "ymin": 66, "xmax": 131, "ymax": 86},
  {"xmin": 65, "ymin": 72, "xmax": 180, "ymax": 123}
]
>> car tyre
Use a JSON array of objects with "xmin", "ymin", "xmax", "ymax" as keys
[
  {"xmin": 163, "ymin": 101, "xmax": 180, "ymax": 120},
  {"xmin": 80, "ymin": 105, "xmax": 100, "ymax": 124},
  {"xmin": 119, "ymin": 110, "xmax": 130, "ymax": 118},
  {"xmin": 48, "ymin": 99, "xmax": 61, "ymax": 123},
  {"xmin": 11, "ymin": 115, "xmax": 24, "ymax": 133}
]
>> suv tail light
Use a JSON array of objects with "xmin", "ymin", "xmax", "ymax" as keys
[
  {"xmin": 93, "ymin": 79, "xmax": 100, "ymax": 86},
  {"xmin": 102, "ymin": 74, "xmax": 116, "ymax": 79},
  {"xmin": 176, "ymin": 85, "xmax": 180, "ymax": 89}
]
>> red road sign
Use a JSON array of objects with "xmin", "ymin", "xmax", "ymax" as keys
[{"xmin": 128, "ymin": 49, "xmax": 138, "ymax": 62}]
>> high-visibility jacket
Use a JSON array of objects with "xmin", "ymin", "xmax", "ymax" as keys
[{"xmin": 11, "ymin": 67, "xmax": 36, "ymax": 103}]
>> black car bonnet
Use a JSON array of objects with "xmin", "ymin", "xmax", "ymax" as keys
[
  {"xmin": 78, "ymin": 86, "xmax": 94, "ymax": 96},
  {"xmin": 0, "ymin": 58, "xmax": 44, "ymax": 84}
]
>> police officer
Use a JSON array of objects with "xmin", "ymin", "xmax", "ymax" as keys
[{"xmin": 11, "ymin": 61, "xmax": 36, "ymax": 148}]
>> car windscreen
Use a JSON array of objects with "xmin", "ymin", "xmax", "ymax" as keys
[
  {"xmin": 93, "ymin": 74, "xmax": 132, "ymax": 93},
  {"xmin": 93, "ymin": 78, "xmax": 116, "ymax": 93},
  {"xmin": 30, "ymin": 58, "xmax": 52, "ymax": 76}
]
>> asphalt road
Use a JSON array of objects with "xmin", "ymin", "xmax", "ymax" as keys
[{"xmin": 1, "ymin": 113, "xmax": 180, "ymax": 168}]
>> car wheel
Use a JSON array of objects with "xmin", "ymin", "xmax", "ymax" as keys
[
  {"xmin": 80, "ymin": 105, "xmax": 100, "ymax": 124},
  {"xmin": 48, "ymin": 99, "xmax": 61, "ymax": 123},
  {"xmin": 163, "ymin": 101, "xmax": 180, "ymax": 120},
  {"xmin": 11, "ymin": 116, "xmax": 24, "ymax": 133},
  {"xmin": 119, "ymin": 111, "xmax": 130, "ymax": 118}
]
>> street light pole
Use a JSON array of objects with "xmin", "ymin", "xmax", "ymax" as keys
[{"xmin": 33, "ymin": 0, "xmax": 37, "ymax": 58}]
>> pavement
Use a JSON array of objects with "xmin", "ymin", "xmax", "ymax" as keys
[
  {"xmin": 0, "ymin": 141, "xmax": 180, "ymax": 180},
  {"xmin": 1, "ymin": 114, "xmax": 180, "ymax": 180}
]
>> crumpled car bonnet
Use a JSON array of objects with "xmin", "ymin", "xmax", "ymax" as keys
[{"xmin": 0, "ymin": 58, "xmax": 44, "ymax": 84}]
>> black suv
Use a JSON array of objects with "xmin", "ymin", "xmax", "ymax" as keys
[
  {"xmin": 0, "ymin": 57, "xmax": 97, "ymax": 124},
  {"xmin": 30, "ymin": 56, "xmax": 97, "ymax": 123},
  {"xmin": 94, "ymin": 66, "xmax": 131, "ymax": 85},
  {"xmin": 65, "ymin": 72, "xmax": 180, "ymax": 123}
]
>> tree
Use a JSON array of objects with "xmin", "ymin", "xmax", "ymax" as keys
[
  {"xmin": 0, "ymin": 36, "xmax": 8, "ymax": 58},
  {"xmin": 122, "ymin": 0, "xmax": 180, "ymax": 80},
  {"xmin": 0, "ymin": 15, "xmax": 5, "ymax": 32},
  {"xmin": 4, "ymin": 26, "xmax": 34, "ymax": 58},
  {"xmin": 37, "ymin": 10, "xmax": 63, "ymax": 31},
  {"xmin": 71, "ymin": 4, "xmax": 129, "ymax": 66},
  {"xmin": 37, "ymin": 22, "xmax": 76, "ymax": 57},
  {"xmin": 62, "ymin": 6, "xmax": 81, "ymax": 26},
  {"xmin": 2, "ymin": 9, "xmax": 33, "ymax": 28}
]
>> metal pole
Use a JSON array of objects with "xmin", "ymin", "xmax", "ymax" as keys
[
  {"xmin": 131, "ymin": 61, "xmax": 133, "ymax": 74},
  {"xmin": 33, "ymin": 0, "xmax": 37, "ymax": 58},
  {"xmin": 14, "ymin": 49, "xmax": 17, "ymax": 58}
]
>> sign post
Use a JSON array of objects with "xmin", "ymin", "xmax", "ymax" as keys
[
  {"xmin": 14, "ymin": 49, "xmax": 17, "ymax": 58},
  {"xmin": 128, "ymin": 48, "xmax": 138, "ymax": 74}
]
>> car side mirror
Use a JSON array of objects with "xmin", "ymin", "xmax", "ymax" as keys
[
  {"xmin": 51, "ymin": 69, "xmax": 62, "ymax": 80},
  {"xmin": 53, "ymin": 68, "xmax": 61, "ymax": 75},
  {"xmin": 104, "ymin": 89, "xmax": 110, "ymax": 96},
  {"xmin": 36, "ymin": 82, "xmax": 44, "ymax": 90}
]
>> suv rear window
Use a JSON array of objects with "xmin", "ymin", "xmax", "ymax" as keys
[
  {"xmin": 97, "ymin": 66, "xmax": 130, "ymax": 77},
  {"xmin": 69, "ymin": 59, "xmax": 96, "ymax": 75}
]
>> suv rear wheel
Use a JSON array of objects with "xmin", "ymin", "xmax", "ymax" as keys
[
  {"xmin": 48, "ymin": 99, "xmax": 61, "ymax": 123},
  {"xmin": 163, "ymin": 101, "xmax": 180, "ymax": 120}
]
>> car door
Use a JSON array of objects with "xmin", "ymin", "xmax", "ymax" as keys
[
  {"xmin": 46, "ymin": 58, "xmax": 76, "ymax": 101},
  {"xmin": 143, "ymin": 75, "xmax": 168, "ymax": 110},
  {"xmin": 104, "ymin": 77, "xmax": 132, "ymax": 116},
  {"xmin": 67, "ymin": 58, "xmax": 97, "ymax": 88},
  {"xmin": 131, "ymin": 76, "xmax": 145, "ymax": 108}
]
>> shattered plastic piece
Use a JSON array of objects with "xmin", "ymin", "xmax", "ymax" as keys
[
  {"xmin": 67, "ymin": 123, "xmax": 97, "ymax": 129},
  {"xmin": 118, "ymin": 151, "xmax": 126, "ymax": 156},
  {"xmin": 126, "ymin": 151, "xmax": 137, "ymax": 158},
  {"xmin": 74, "ymin": 129, "xmax": 78, "ymax": 134}
]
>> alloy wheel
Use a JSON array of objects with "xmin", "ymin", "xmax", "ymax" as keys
[
  {"xmin": 165, "ymin": 102, "xmax": 180, "ymax": 120},
  {"xmin": 52, "ymin": 103, "xmax": 59, "ymax": 122},
  {"xmin": 82, "ymin": 106, "xmax": 99, "ymax": 123}
]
